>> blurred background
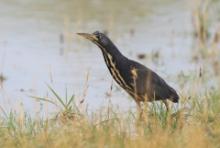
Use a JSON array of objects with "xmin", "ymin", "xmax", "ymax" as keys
[{"xmin": 0, "ymin": 0, "xmax": 219, "ymax": 116}]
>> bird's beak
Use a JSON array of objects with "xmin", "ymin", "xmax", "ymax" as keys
[{"xmin": 77, "ymin": 33, "xmax": 99, "ymax": 42}]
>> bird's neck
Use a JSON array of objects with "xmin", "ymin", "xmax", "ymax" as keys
[
  {"xmin": 98, "ymin": 44, "xmax": 126, "ymax": 63},
  {"xmin": 98, "ymin": 44, "xmax": 128, "ymax": 88}
]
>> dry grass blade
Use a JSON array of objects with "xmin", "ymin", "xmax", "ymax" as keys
[{"xmin": 0, "ymin": 105, "xmax": 8, "ymax": 118}]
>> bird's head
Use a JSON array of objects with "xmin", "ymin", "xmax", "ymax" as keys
[{"xmin": 77, "ymin": 31, "xmax": 112, "ymax": 49}]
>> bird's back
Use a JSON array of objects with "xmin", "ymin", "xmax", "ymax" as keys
[{"xmin": 116, "ymin": 58, "xmax": 179, "ymax": 103}]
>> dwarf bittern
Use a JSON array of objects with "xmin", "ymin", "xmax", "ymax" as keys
[{"xmin": 77, "ymin": 31, "xmax": 179, "ymax": 112}]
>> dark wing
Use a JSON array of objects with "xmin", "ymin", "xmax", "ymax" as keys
[
  {"xmin": 150, "ymin": 71, "xmax": 179, "ymax": 102},
  {"xmin": 129, "ymin": 60, "xmax": 179, "ymax": 102}
]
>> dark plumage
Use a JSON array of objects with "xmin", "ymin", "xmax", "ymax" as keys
[{"xmin": 77, "ymin": 31, "xmax": 179, "ymax": 111}]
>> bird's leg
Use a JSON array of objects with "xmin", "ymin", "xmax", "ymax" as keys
[
  {"xmin": 163, "ymin": 100, "xmax": 170, "ymax": 112},
  {"xmin": 135, "ymin": 100, "xmax": 143, "ymax": 119}
]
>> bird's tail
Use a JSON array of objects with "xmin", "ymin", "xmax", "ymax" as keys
[{"xmin": 168, "ymin": 88, "xmax": 179, "ymax": 103}]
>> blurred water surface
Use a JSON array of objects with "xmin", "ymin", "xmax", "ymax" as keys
[{"xmin": 0, "ymin": 0, "xmax": 207, "ymax": 116}]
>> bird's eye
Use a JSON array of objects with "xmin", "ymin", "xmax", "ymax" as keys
[
  {"xmin": 92, "ymin": 31, "xmax": 102, "ymax": 41},
  {"xmin": 97, "ymin": 34, "xmax": 103, "ymax": 40},
  {"xmin": 93, "ymin": 31, "xmax": 108, "ymax": 45},
  {"xmin": 93, "ymin": 31, "xmax": 100, "ymax": 37}
]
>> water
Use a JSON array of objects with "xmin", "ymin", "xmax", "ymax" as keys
[{"xmin": 0, "ymin": 0, "xmax": 210, "ymax": 116}]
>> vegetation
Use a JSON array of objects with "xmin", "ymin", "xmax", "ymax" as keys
[{"xmin": 0, "ymin": 86, "xmax": 218, "ymax": 147}]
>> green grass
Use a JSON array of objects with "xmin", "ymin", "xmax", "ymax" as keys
[
  {"xmin": 0, "ymin": 86, "xmax": 219, "ymax": 147},
  {"xmin": 31, "ymin": 85, "xmax": 82, "ymax": 122}
]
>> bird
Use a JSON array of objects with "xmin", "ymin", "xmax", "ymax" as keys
[{"xmin": 77, "ymin": 31, "xmax": 179, "ymax": 112}]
